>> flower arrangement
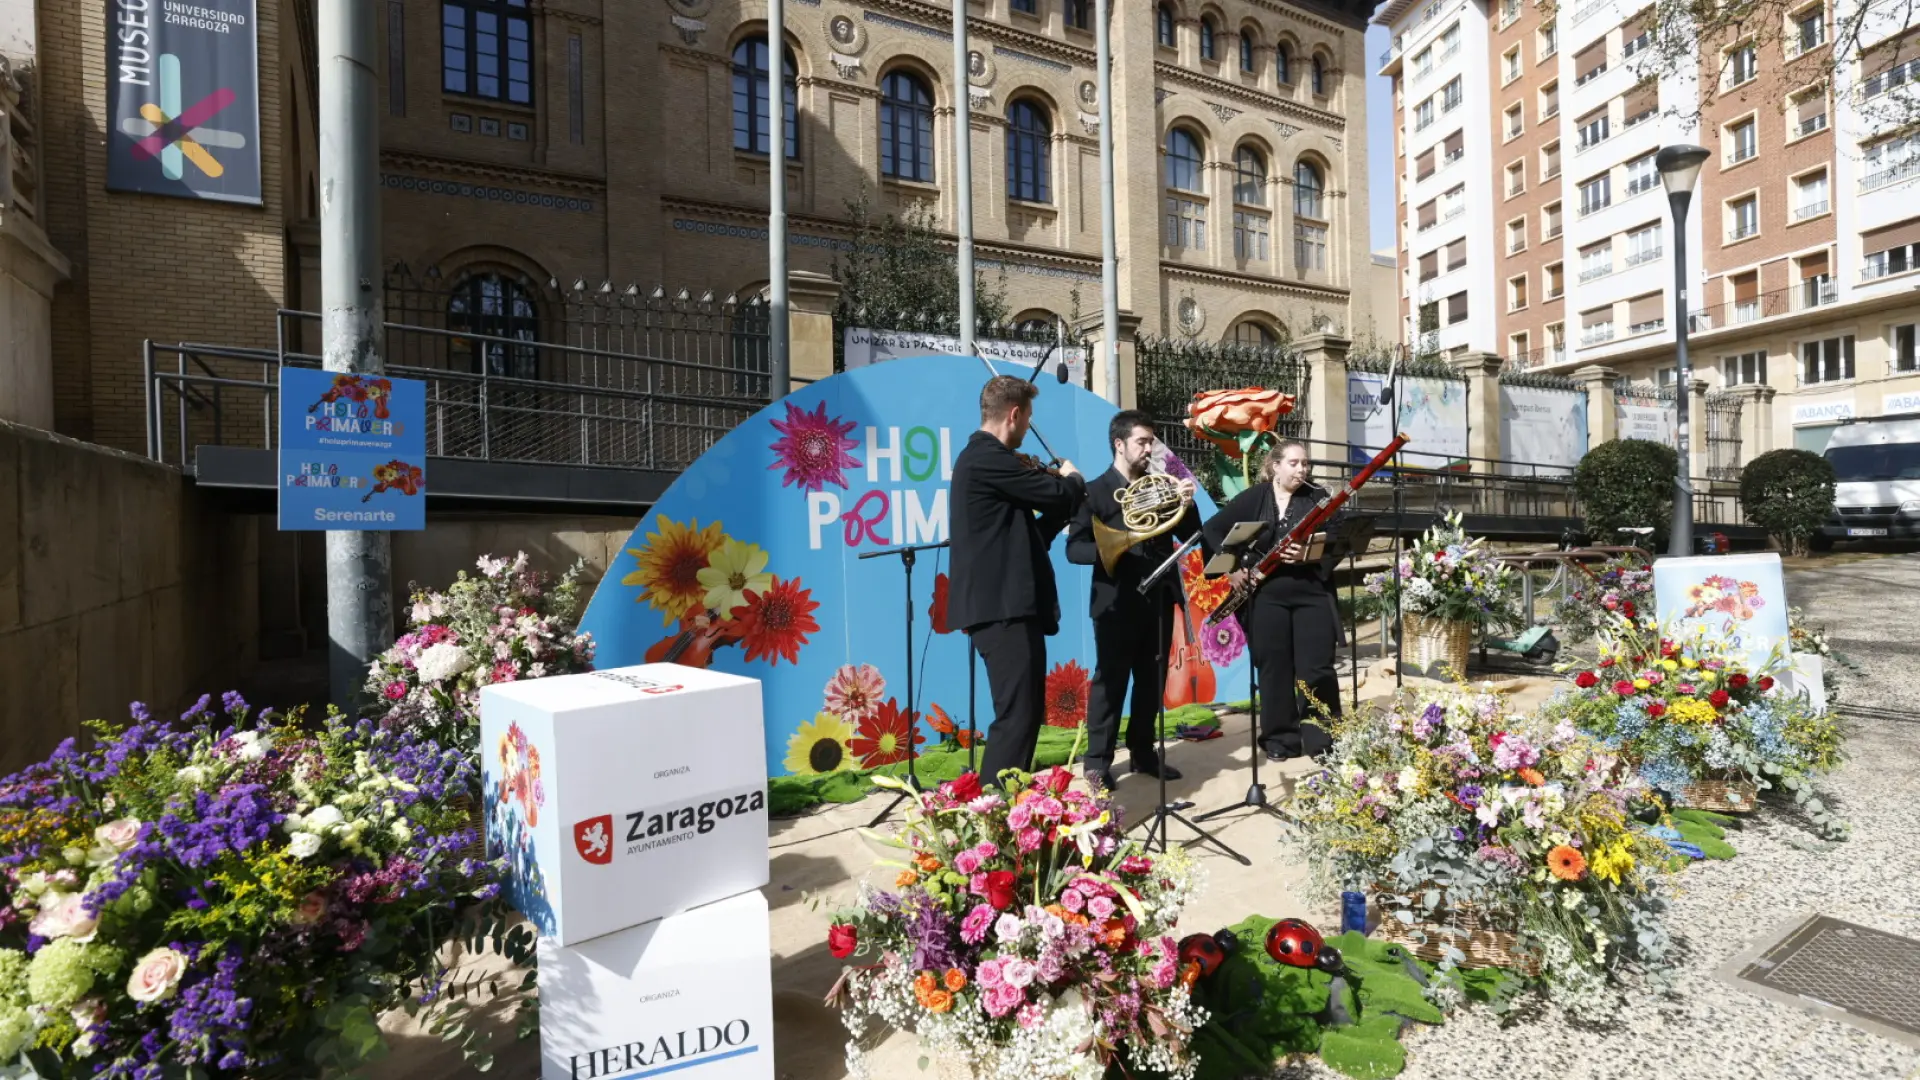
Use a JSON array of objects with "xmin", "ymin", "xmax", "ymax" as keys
[
  {"xmin": 1787, "ymin": 607, "xmax": 1855, "ymax": 701},
  {"xmin": 1549, "ymin": 553, "xmax": 1653, "ymax": 646},
  {"xmin": 1285, "ymin": 686, "xmax": 1673, "ymax": 1020},
  {"xmin": 1359, "ymin": 513, "xmax": 1522, "ymax": 631},
  {"xmin": 1540, "ymin": 619, "xmax": 1846, "ymax": 834},
  {"xmin": 825, "ymin": 769, "xmax": 1207, "ymax": 1080},
  {"xmin": 366, "ymin": 552, "xmax": 596, "ymax": 749},
  {"xmin": 0, "ymin": 695, "xmax": 529, "ymax": 1078}
]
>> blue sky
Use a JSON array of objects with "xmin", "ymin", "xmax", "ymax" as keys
[{"xmin": 1365, "ymin": 24, "xmax": 1395, "ymax": 253}]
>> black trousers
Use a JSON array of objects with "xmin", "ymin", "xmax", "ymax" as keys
[
  {"xmin": 1245, "ymin": 578, "xmax": 1341, "ymax": 757},
  {"xmin": 1083, "ymin": 605, "xmax": 1171, "ymax": 772},
  {"xmin": 970, "ymin": 617, "xmax": 1048, "ymax": 787}
]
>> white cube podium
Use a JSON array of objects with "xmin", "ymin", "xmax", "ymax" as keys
[
  {"xmin": 480, "ymin": 663, "xmax": 769, "ymax": 946},
  {"xmin": 538, "ymin": 889, "xmax": 775, "ymax": 1080}
]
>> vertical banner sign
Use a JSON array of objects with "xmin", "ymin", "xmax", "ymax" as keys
[
  {"xmin": 1497, "ymin": 384, "xmax": 1589, "ymax": 476},
  {"xmin": 1346, "ymin": 372, "xmax": 1469, "ymax": 471},
  {"xmin": 278, "ymin": 369, "xmax": 428, "ymax": 532},
  {"xmin": 107, "ymin": 0, "xmax": 263, "ymax": 204}
]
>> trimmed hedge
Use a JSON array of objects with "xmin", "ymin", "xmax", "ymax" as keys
[
  {"xmin": 1739, "ymin": 449, "xmax": 1836, "ymax": 556},
  {"xmin": 1573, "ymin": 439, "xmax": 1679, "ymax": 548}
]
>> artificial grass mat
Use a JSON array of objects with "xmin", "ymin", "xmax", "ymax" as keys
[{"xmin": 767, "ymin": 704, "xmax": 1222, "ymax": 817}]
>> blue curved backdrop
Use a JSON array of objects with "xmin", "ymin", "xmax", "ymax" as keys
[{"xmin": 578, "ymin": 356, "xmax": 1250, "ymax": 778}]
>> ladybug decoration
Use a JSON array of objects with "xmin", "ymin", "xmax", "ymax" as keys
[
  {"xmin": 1265, "ymin": 918, "xmax": 1348, "ymax": 976},
  {"xmin": 1176, "ymin": 930, "xmax": 1239, "ymax": 988}
]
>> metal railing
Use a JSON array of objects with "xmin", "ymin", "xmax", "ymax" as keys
[{"xmin": 1861, "ymin": 156, "xmax": 1920, "ymax": 193}]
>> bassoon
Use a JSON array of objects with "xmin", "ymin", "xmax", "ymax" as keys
[{"xmin": 1206, "ymin": 433, "xmax": 1411, "ymax": 625}]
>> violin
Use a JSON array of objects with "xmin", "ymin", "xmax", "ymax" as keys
[
  {"xmin": 644, "ymin": 611, "xmax": 739, "ymax": 669},
  {"xmin": 1017, "ymin": 452, "xmax": 1066, "ymax": 476}
]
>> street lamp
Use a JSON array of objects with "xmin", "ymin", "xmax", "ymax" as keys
[{"xmin": 1657, "ymin": 144, "xmax": 1710, "ymax": 558}]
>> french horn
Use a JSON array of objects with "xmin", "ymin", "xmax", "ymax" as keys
[{"xmin": 1091, "ymin": 471, "xmax": 1188, "ymax": 574}]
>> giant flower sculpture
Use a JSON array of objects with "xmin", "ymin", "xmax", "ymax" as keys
[{"xmin": 1184, "ymin": 387, "xmax": 1297, "ymax": 496}]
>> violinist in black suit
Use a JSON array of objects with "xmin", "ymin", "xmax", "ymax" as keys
[
  {"xmin": 949, "ymin": 375, "xmax": 1087, "ymax": 788},
  {"xmin": 1201, "ymin": 438, "xmax": 1344, "ymax": 761},
  {"xmin": 1065, "ymin": 410, "xmax": 1199, "ymax": 790}
]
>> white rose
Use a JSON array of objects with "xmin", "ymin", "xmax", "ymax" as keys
[
  {"xmin": 28, "ymin": 893, "xmax": 99, "ymax": 943},
  {"xmin": 94, "ymin": 818, "xmax": 143, "ymax": 853},
  {"xmin": 287, "ymin": 832, "xmax": 324, "ymax": 860},
  {"xmin": 305, "ymin": 805, "xmax": 346, "ymax": 834},
  {"xmin": 126, "ymin": 948, "xmax": 188, "ymax": 1004},
  {"xmin": 415, "ymin": 643, "xmax": 472, "ymax": 684},
  {"xmin": 175, "ymin": 765, "xmax": 208, "ymax": 787}
]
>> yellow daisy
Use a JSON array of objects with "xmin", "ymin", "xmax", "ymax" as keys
[
  {"xmin": 784, "ymin": 713, "xmax": 857, "ymax": 776},
  {"xmin": 695, "ymin": 539, "xmax": 774, "ymax": 616},
  {"xmin": 621, "ymin": 516, "xmax": 726, "ymax": 625}
]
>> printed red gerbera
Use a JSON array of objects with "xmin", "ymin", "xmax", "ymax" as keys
[
  {"xmin": 1044, "ymin": 660, "xmax": 1093, "ymax": 729},
  {"xmin": 849, "ymin": 698, "xmax": 925, "ymax": 769},
  {"xmin": 930, "ymin": 573, "xmax": 953, "ymax": 635},
  {"xmin": 731, "ymin": 576, "xmax": 821, "ymax": 665}
]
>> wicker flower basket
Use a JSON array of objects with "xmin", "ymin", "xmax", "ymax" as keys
[
  {"xmin": 935, "ymin": 1050, "xmax": 1098, "ymax": 1080},
  {"xmin": 1372, "ymin": 890, "xmax": 1541, "ymax": 976},
  {"xmin": 1403, "ymin": 613, "xmax": 1472, "ymax": 677},
  {"xmin": 1673, "ymin": 775, "xmax": 1759, "ymax": 813}
]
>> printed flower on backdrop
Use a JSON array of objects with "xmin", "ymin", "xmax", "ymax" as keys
[
  {"xmin": 784, "ymin": 712, "xmax": 857, "ymax": 775},
  {"xmin": 1200, "ymin": 613, "xmax": 1246, "ymax": 666},
  {"xmin": 1179, "ymin": 549, "xmax": 1231, "ymax": 620},
  {"xmin": 924, "ymin": 703, "xmax": 977, "ymax": 748},
  {"xmin": 930, "ymin": 572, "xmax": 953, "ymax": 635},
  {"xmin": 824, "ymin": 663, "xmax": 887, "ymax": 723},
  {"xmin": 623, "ymin": 515, "xmax": 727, "ymax": 625},
  {"xmin": 733, "ymin": 576, "xmax": 821, "ymax": 665},
  {"xmin": 696, "ymin": 538, "xmax": 774, "ymax": 615},
  {"xmin": 769, "ymin": 399, "xmax": 861, "ymax": 493},
  {"xmin": 1044, "ymin": 660, "xmax": 1092, "ymax": 729},
  {"xmin": 849, "ymin": 698, "xmax": 926, "ymax": 769}
]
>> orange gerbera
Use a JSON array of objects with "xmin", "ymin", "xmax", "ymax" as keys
[
  {"xmin": 1548, "ymin": 844, "xmax": 1587, "ymax": 881},
  {"xmin": 1098, "ymin": 917, "xmax": 1132, "ymax": 949},
  {"xmin": 914, "ymin": 852, "xmax": 943, "ymax": 874},
  {"xmin": 1517, "ymin": 767, "xmax": 1546, "ymax": 787},
  {"xmin": 895, "ymin": 869, "xmax": 920, "ymax": 888},
  {"xmin": 943, "ymin": 968, "xmax": 968, "ymax": 992}
]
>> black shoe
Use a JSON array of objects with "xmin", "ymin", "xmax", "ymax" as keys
[
  {"xmin": 1263, "ymin": 746, "xmax": 1294, "ymax": 763},
  {"xmin": 1131, "ymin": 756, "xmax": 1183, "ymax": 781},
  {"xmin": 1085, "ymin": 767, "xmax": 1117, "ymax": 792}
]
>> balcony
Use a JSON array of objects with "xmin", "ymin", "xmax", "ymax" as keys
[
  {"xmin": 1728, "ymin": 144, "xmax": 1758, "ymax": 166},
  {"xmin": 1572, "ymin": 0, "xmax": 1607, "ymax": 23},
  {"xmin": 1623, "ymin": 107, "xmax": 1655, "ymax": 129},
  {"xmin": 1581, "ymin": 324, "xmax": 1617, "ymax": 346},
  {"xmin": 1579, "ymin": 263, "xmax": 1614, "ymax": 283},
  {"xmin": 1443, "ymin": 204, "xmax": 1466, "ymax": 222},
  {"xmin": 1728, "ymin": 222, "xmax": 1759, "ymax": 242},
  {"xmin": 1575, "ymin": 61, "xmax": 1610, "ymax": 87},
  {"xmin": 1444, "ymin": 147, "xmax": 1465, "ymax": 166},
  {"xmin": 1578, "ymin": 198, "xmax": 1612, "ymax": 218},
  {"xmin": 1380, "ymin": 37, "xmax": 1403, "ymax": 69},
  {"xmin": 1545, "ymin": 222, "xmax": 1563, "ymax": 238},
  {"xmin": 1626, "ymin": 176, "xmax": 1659, "ymax": 197},
  {"xmin": 1625, "ymin": 247, "xmax": 1663, "ymax": 266},
  {"xmin": 1794, "ymin": 200, "xmax": 1830, "ymax": 220},
  {"xmin": 1797, "ymin": 113, "xmax": 1829, "ymax": 137},
  {"xmin": 1862, "ymin": 157, "xmax": 1920, "ymax": 193},
  {"xmin": 1627, "ymin": 318, "xmax": 1666, "ymax": 335},
  {"xmin": 1801, "ymin": 278, "xmax": 1837, "ymax": 309},
  {"xmin": 1578, "ymin": 130, "xmax": 1614, "ymax": 153}
]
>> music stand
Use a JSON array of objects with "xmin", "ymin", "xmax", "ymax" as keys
[
  {"xmin": 859, "ymin": 540, "xmax": 949, "ymax": 828},
  {"xmin": 1193, "ymin": 534, "xmax": 1303, "ymax": 827},
  {"xmin": 1321, "ymin": 515, "xmax": 1378, "ymax": 711},
  {"xmin": 1132, "ymin": 538, "xmax": 1249, "ymax": 864}
]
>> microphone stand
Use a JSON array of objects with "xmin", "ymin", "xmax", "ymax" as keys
[
  {"xmin": 1136, "ymin": 537, "xmax": 1249, "ymax": 864},
  {"xmin": 859, "ymin": 540, "xmax": 949, "ymax": 827}
]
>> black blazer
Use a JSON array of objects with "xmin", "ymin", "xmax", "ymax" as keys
[
  {"xmin": 1065, "ymin": 467, "xmax": 1202, "ymax": 620},
  {"xmin": 948, "ymin": 431, "xmax": 1088, "ymax": 636},
  {"xmin": 1201, "ymin": 481, "xmax": 1345, "ymax": 586}
]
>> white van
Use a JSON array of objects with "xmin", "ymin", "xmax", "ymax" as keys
[{"xmin": 1816, "ymin": 417, "xmax": 1920, "ymax": 546}]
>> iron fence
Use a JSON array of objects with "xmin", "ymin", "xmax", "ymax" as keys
[
  {"xmin": 1706, "ymin": 390, "xmax": 1744, "ymax": 481},
  {"xmin": 1134, "ymin": 336, "xmax": 1311, "ymax": 494}
]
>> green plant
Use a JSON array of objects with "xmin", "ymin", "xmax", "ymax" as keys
[
  {"xmin": 1738, "ymin": 449, "xmax": 1836, "ymax": 557},
  {"xmin": 829, "ymin": 188, "xmax": 1009, "ymax": 329},
  {"xmin": 1573, "ymin": 439, "xmax": 1679, "ymax": 548}
]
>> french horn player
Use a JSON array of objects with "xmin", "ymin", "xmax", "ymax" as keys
[{"xmin": 1064, "ymin": 410, "xmax": 1200, "ymax": 791}]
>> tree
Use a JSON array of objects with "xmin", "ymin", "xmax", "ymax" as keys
[
  {"xmin": 1738, "ymin": 449, "xmax": 1836, "ymax": 556},
  {"xmin": 1574, "ymin": 438, "xmax": 1680, "ymax": 548},
  {"xmin": 830, "ymin": 188, "xmax": 1009, "ymax": 332}
]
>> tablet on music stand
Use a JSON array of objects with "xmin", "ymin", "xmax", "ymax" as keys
[{"xmin": 1203, "ymin": 521, "xmax": 1268, "ymax": 575}]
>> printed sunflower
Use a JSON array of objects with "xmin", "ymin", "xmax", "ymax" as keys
[
  {"xmin": 785, "ymin": 713, "xmax": 857, "ymax": 775},
  {"xmin": 623, "ymin": 515, "xmax": 727, "ymax": 625},
  {"xmin": 769, "ymin": 399, "xmax": 861, "ymax": 493},
  {"xmin": 1044, "ymin": 660, "xmax": 1092, "ymax": 729},
  {"xmin": 824, "ymin": 663, "xmax": 887, "ymax": 722},
  {"xmin": 1199, "ymin": 613, "xmax": 1245, "ymax": 666},
  {"xmin": 697, "ymin": 538, "xmax": 774, "ymax": 615},
  {"xmin": 849, "ymin": 698, "xmax": 925, "ymax": 769},
  {"xmin": 733, "ymin": 575, "xmax": 821, "ymax": 665}
]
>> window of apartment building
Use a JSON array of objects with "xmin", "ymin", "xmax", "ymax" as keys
[
  {"xmin": 1865, "ymin": 53, "xmax": 1920, "ymax": 99},
  {"xmin": 1501, "ymin": 0, "xmax": 1521, "ymax": 26},
  {"xmin": 1623, "ymin": 79, "xmax": 1658, "ymax": 127},
  {"xmin": 1800, "ymin": 251, "xmax": 1835, "ymax": 307},
  {"xmin": 1575, "ymin": 38, "xmax": 1608, "ymax": 86},
  {"xmin": 1726, "ymin": 41, "xmax": 1757, "ymax": 87},
  {"xmin": 443, "ymin": 0, "xmax": 534, "ymax": 104},
  {"xmin": 1510, "ymin": 274, "xmax": 1530, "ymax": 311},
  {"xmin": 1579, "ymin": 241, "xmax": 1613, "ymax": 281},
  {"xmin": 1416, "ymin": 146, "xmax": 1437, "ymax": 181},
  {"xmin": 1548, "ymin": 321, "xmax": 1566, "ymax": 361},
  {"xmin": 1794, "ymin": 169, "xmax": 1830, "ymax": 220},
  {"xmin": 1653, "ymin": 365, "xmax": 1676, "ymax": 387},
  {"xmin": 1863, "ymin": 218, "xmax": 1920, "ymax": 280},
  {"xmin": 1511, "ymin": 331, "xmax": 1531, "ymax": 361},
  {"xmin": 1441, "ymin": 184, "xmax": 1467, "ymax": 220},
  {"xmin": 1626, "ymin": 222, "xmax": 1663, "ymax": 265},
  {"xmin": 1294, "ymin": 222, "xmax": 1328, "ymax": 272},
  {"xmin": 1296, "ymin": 160, "xmax": 1326, "ymax": 218},
  {"xmin": 1506, "ymin": 103, "xmax": 1525, "ymax": 139},
  {"xmin": 1446, "ymin": 291, "xmax": 1470, "ymax": 325},
  {"xmin": 1579, "ymin": 172, "xmax": 1612, "ymax": 215},
  {"xmin": 1578, "ymin": 107, "xmax": 1610, "ymax": 151},
  {"xmin": 1164, "ymin": 128, "xmax": 1206, "ymax": 247},
  {"xmin": 1419, "ymin": 249, "xmax": 1440, "ymax": 281},
  {"xmin": 1446, "ymin": 237, "xmax": 1468, "ymax": 270},
  {"xmin": 1894, "ymin": 324, "xmax": 1920, "ymax": 372},
  {"xmin": 1234, "ymin": 211, "xmax": 1270, "ymax": 260},
  {"xmin": 880, "ymin": 72, "xmax": 935, "ymax": 183},
  {"xmin": 1156, "ymin": 4, "xmax": 1176, "ymax": 47},
  {"xmin": 1864, "ymin": 134, "xmax": 1920, "ymax": 192},
  {"xmin": 1724, "ymin": 351, "xmax": 1768, "ymax": 385},
  {"xmin": 1504, "ymin": 46, "xmax": 1523, "ymax": 85},
  {"xmin": 1539, "ymin": 26, "xmax": 1559, "ymax": 61},
  {"xmin": 1726, "ymin": 117, "xmax": 1758, "ymax": 165},
  {"xmin": 1790, "ymin": 86, "xmax": 1829, "ymax": 137},
  {"xmin": 1414, "ymin": 45, "xmax": 1433, "ymax": 79},
  {"xmin": 1234, "ymin": 146, "xmax": 1268, "ymax": 205},
  {"xmin": 1415, "ymin": 97, "xmax": 1436, "ymax": 131},
  {"xmin": 1418, "ymin": 197, "xmax": 1439, "ymax": 231},
  {"xmin": 1419, "ymin": 300, "xmax": 1440, "ymax": 330},
  {"xmin": 732, "ymin": 37, "xmax": 799, "ymax": 158},
  {"xmin": 1728, "ymin": 196, "xmax": 1760, "ymax": 241},
  {"xmin": 1240, "ymin": 30, "xmax": 1256, "ymax": 71},
  {"xmin": 1543, "ymin": 201, "xmax": 1563, "ymax": 239},
  {"xmin": 1507, "ymin": 161, "xmax": 1526, "ymax": 196},
  {"xmin": 1801, "ymin": 335, "xmax": 1855, "ymax": 383},
  {"xmin": 1440, "ymin": 22, "xmax": 1461, "ymax": 56},
  {"xmin": 1626, "ymin": 293, "xmax": 1664, "ymax": 334},
  {"xmin": 1546, "ymin": 261, "xmax": 1565, "ymax": 297},
  {"xmin": 1508, "ymin": 217, "xmax": 1527, "ymax": 253},
  {"xmin": 1540, "ymin": 80, "xmax": 1560, "ymax": 119},
  {"xmin": 1581, "ymin": 305, "xmax": 1616, "ymax": 345},
  {"xmin": 1007, "ymin": 99, "xmax": 1053, "ymax": 202},
  {"xmin": 1199, "ymin": 16, "xmax": 1218, "ymax": 60},
  {"xmin": 1441, "ymin": 129, "xmax": 1465, "ymax": 169},
  {"xmin": 1441, "ymin": 76, "xmax": 1464, "ymax": 112},
  {"xmin": 1790, "ymin": 3, "xmax": 1826, "ymax": 56},
  {"xmin": 1542, "ymin": 141, "xmax": 1562, "ymax": 181},
  {"xmin": 1729, "ymin": 271, "xmax": 1761, "ymax": 322},
  {"xmin": 1622, "ymin": 13, "xmax": 1651, "ymax": 58},
  {"xmin": 1623, "ymin": 152, "xmax": 1657, "ymax": 198}
]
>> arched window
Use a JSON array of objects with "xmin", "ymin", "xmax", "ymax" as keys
[
  {"xmin": 1232, "ymin": 321, "xmax": 1279, "ymax": 348},
  {"xmin": 1200, "ymin": 16, "xmax": 1217, "ymax": 60},
  {"xmin": 1275, "ymin": 43, "xmax": 1292, "ymax": 84},
  {"xmin": 1240, "ymin": 31, "xmax": 1256, "ymax": 73},
  {"xmin": 880, "ymin": 71, "xmax": 934, "ymax": 182},
  {"xmin": 1233, "ymin": 145, "xmax": 1266, "ymax": 204},
  {"xmin": 1065, "ymin": 0, "xmax": 1092, "ymax": 29},
  {"xmin": 732, "ymin": 37, "xmax": 798, "ymax": 159},
  {"xmin": 1311, "ymin": 54, "xmax": 1327, "ymax": 95},
  {"xmin": 1294, "ymin": 160, "xmax": 1324, "ymax": 218},
  {"xmin": 1157, "ymin": 4, "xmax": 1177, "ymax": 47},
  {"xmin": 1007, "ymin": 100, "xmax": 1052, "ymax": 203},
  {"xmin": 1166, "ymin": 128, "xmax": 1204, "ymax": 191},
  {"xmin": 448, "ymin": 273, "xmax": 539, "ymax": 379}
]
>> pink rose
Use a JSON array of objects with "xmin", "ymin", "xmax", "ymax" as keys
[
  {"xmin": 1015, "ymin": 828, "xmax": 1044, "ymax": 854},
  {"xmin": 953, "ymin": 850, "xmax": 982, "ymax": 875},
  {"xmin": 93, "ymin": 817, "xmax": 142, "ymax": 853},
  {"xmin": 1001, "ymin": 959, "xmax": 1037, "ymax": 989},
  {"xmin": 1087, "ymin": 895, "xmax": 1117, "ymax": 920},
  {"xmin": 1060, "ymin": 888, "xmax": 1086, "ymax": 913},
  {"xmin": 291, "ymin": 892, "xmax": 329, "ymax": 926},
  {"xmin": 127, "ymin": 947, "xmax": 188, "ymax": 1003},
  {"xmin": 975, "ymin": 957, "xmax": 1005, "ymax": 989},
  {"xmin": 984, "ymin": 983, "xmax": 1026, "ymax": 1017},
  {"xmin": 29, "ymin": 892, "xmax": 99, "ymax": 943}
]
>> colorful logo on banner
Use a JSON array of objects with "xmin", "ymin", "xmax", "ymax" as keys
[
  {"xmin": 277, "ymin": 369, "xmax": 428, "ymax": 531},
  {"xmin": 577, "ymin": 356, "xmax": 1251, "ymax": 779},
  {"xmin": 1652, "ymin": 553, "xmax": 1790, "ymax": 671},
  {"xmin": 108, "ymin": 0, "xmax": 262, "ymax": 203}
]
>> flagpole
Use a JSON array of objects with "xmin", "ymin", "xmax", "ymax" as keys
[
  {"xmin": 1095, "ymin": 0, "xmax": 1120, "ymax": 403},
  {"xmin": 768, "ymin": 0, "xmax": 790, "ymax": 397},
  {"xmin": 954, "ymin": 0, "xmax": 975, "ymax": 355}
]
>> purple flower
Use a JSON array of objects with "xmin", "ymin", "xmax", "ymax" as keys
[{"xmin": 1200, "ymin": 615, "xmax": 1246, "ymax": 666}]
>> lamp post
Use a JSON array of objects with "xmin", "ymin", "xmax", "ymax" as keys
[{"xmin": 1656, "ymin": 144, "xmax": 1710, "ymax": 558}]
